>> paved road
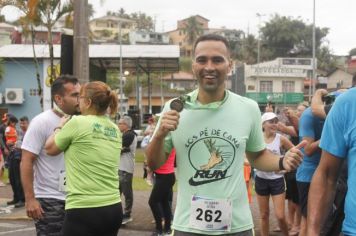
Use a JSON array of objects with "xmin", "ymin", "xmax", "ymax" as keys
[{"xmin": 0, "ymin": 220, "xmax": 155, "ymax": 236}]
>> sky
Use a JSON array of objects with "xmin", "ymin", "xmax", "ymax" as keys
[{"xmin": 1, "ymin": 0, "xmax": 355, "ymax": 55}]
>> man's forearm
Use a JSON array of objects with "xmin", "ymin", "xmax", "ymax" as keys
[
  {"xmin": 307, "ymin": 165, "xmax": 337, "ymax": 235},
  {"xmin": 20, "ymin": 159, "xmax": 35, "ymax": 200},
  {"xmin": 145, "ymin": 135, "xmax": 168, "ymax": 170},
  {"xmin": 246, "ymin": 149, "xmax": 279, "ymax": 172}
]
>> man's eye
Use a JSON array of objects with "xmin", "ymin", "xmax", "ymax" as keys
[
  {"xmin": 196, "ymin": 58, "xmax": 207, "ymax": 64},
  {"xmin": 212, "ymin": 57, "xmax": 224, "ymax": 63}
]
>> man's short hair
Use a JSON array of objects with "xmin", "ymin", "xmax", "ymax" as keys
[
  {"xmin": 193, "ymin": 34, "xmax": 230, "ymax": 54},
  {"xmin": 51, "ymin": 75, "xmax": 79, "ymax": 99},
  {"xmin": 352, "ymin": 74, "xmax": 356, "ymax": 87},
  {"xmin": 20, "ymin": 116, "xmax": 29, "ymax": 122},
  {"xmin": 121, "ymin": 116, "xmax": 133, "ymax": 129}
]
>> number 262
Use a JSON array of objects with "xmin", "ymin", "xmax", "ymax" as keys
[{"xmin": 196, "ymin": 208, "xmax": 222, "ymax": 222}]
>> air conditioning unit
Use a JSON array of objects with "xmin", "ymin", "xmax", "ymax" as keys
[{"xmin": 5, "ymin": 88, "xmax": 24, "ymax": 104}]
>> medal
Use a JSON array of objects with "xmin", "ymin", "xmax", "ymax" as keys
[{"xmin": 170, "ymin": 96, "xmax": 186, "ymax": 112}]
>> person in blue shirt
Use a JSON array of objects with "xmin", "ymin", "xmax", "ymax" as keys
[
  {"xmin": 307, "ymin": 87, "xmax": 356, "ymax": 235},
  {"xmin": 296, "ymin": 106, "xmax": 325, "ymax": 236}
]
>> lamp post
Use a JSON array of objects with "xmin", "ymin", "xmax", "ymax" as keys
[{"xmin": 119, "ymin": 21, "xmax": 124, "ymax": 116}]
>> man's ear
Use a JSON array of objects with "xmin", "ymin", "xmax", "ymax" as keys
[
  {"xmin": 53, "ymin": 94, "xmax": 63, "ymax": 105},
  {"xmin": 227, "ymin": 59, "xmax": 233, "ymax": 73}
]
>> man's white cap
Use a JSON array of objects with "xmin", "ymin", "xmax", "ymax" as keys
[{"xmin": 261, "ymin": 112, "xmax": 278, "ymax": 123}]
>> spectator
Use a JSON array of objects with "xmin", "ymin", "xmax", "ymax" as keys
[
  {"xmin": 255, "ymin": 112, "xmax": 294, "ymax": 236},
  {"xmin": 307, "ymin": 87, "xmax": 356, "ymax": 235},
  {"xmin": 21, "ymin": 75, "xmax": 81, "ymax": 235},
  {"xmin": 149, "ymin": 148, "xmax": 176, "ymax": 236},
  {"xmin": 118, "ymin": 115, "xmax": 138, "ymax": 225},
  {"xmin": 296, "ymin": 100, "xmax": 325, "ymax": 236}
]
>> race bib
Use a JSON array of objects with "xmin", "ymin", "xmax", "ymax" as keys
[
  {"xmin": 58, "ymin": 170, "xmax": 66, "ymax": 192},
  {"xmin": 189, "ymin": 195, "xmax": 232, "ymax": 232}
]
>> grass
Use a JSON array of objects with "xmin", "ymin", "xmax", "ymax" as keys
[
  {"xmin": 135, "ymin": 148, "xmax": 145, "ymax": 163},
  {"xmin": 1, "ymin": 168, "xmax": 8, "ymax": 183}
]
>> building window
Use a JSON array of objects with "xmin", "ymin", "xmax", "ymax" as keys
[
  {"xmin": 282, "ymin": 81, "xmax": 295, "ymax": 92},
  {"xmin": 247, "ymin": 85, "xmax": 255, "ymax": 90},
  {"xmin": 260, "ymin": 81, "xmax": 273, "ymax": 92}
]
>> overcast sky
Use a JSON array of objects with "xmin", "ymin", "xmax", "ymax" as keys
[{"xmin": 2, "ymin": 0, "xmax": 355, "ymax": 55}]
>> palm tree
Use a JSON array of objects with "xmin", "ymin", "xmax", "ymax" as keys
[
  {"xmin": 183, "ymin": 16, "xmax": 203, "ymax": 56},
  {"xmin": 0, "ymin": 0, "xmax": 44, "ymax": 108},
  {"xmin": 1, "ymin": 0, "xmax": 73, "ymax": 109},
  {"xmin": 35, "ymin": 1, "xmax": 73, "ymax": 85},
  {"xmin": 240, "ymin": 34, "xmax": 258, "ymax": 64}
]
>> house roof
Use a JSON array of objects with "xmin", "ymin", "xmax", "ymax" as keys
[
  {"xmin": 162, "ymin": 71, "xmax": 194, "ymax": 80},
  {"xmin": 179, "ymin": 15, "xmax": 210, "ymax": 22},
  {"xmin": 90, "ymin": 16, "xmax": 135, "ymax": 24},
  {"xmin": 0, "ymin": 44, "xmax": 180, "ymax": 72},
  {"xmin": 0, "ymin": 22, "xmax": 15, "ymax": 30}
]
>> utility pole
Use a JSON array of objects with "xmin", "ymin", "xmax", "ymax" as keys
[
  {"xmin": 256, "ymin": 13, "xmax": 266, "ymax": 64},
  {"xmin": 119, "ymin": 21, "xmax": 124, "ymax": 116},
  {"xmin": 312, "ymin": 0, "xmax": 316, "ymax": 96},
  {"xmin": 73, "ymin": 0, "xmax": 89, "ymax": 84}
]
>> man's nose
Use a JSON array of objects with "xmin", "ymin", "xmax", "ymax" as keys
[{"xmin": 204, "ymin": 60, "xmax": 215, "ymax": 71}]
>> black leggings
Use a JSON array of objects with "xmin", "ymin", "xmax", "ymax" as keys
[
  {"xmin": 149, "ymin": 173, "xmax": 175, "ymax": 232},
  {"xmin": 62, "ymin": 202, "xmax": 123, "ymax": 236}
]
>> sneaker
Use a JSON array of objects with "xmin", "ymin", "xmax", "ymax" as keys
[
  {"xmin": 7, "ymin": 200, "xmax": 18, "ymax": 205},
  {"xmin": 151, "ymin": 231, "xmax": 163, "ymax": 236},
  {"xmin": 146, "ymin": 179, "xmax": 153, "ymax": 186},
  {"xmin": 164, "ymin": 229, "xmax": 172, "ymax": 236},
  {"xmin": 14, "ymin": 201, "xmax": 25, "ymax": 208},
  {"xmin": 121, "ymin": 216, "xmax": 133, "ymax": 225}
]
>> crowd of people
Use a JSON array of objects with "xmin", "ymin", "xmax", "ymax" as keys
[{"xmin": 0, "ymin": 34, "xmax": 355, "ymax": 236}]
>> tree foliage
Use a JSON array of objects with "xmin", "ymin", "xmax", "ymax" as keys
[
  {"xmin": 260, "ymin": 14, "xmax": 329, "ymax": 59},
  {"xmin": 235, "ymin": 34, "xmax": 258, "ymax": 64},
  {"xmin": 179, "ymin": 57, "xmax": 192, "ymax": 72},
  {"xmin": 349, "ymin": 48, "xmax": 356, "ymax": 57},
  {"xmin": 107, "ymin": 8, "xmax": 154, "ymax": 31},
  {"xmin": 184, "ymin": 16, "xmax": 203, "ymax": 46},
  {"xmin": 317, "ymin": 46, "xmax": 337, "ymax": 72}
]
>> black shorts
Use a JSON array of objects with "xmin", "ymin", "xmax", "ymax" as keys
[
  {"xmin": 255, "ymin": 176, "xmax": 285, "ymax": 196},
  {"xmin": 285, "ymin": 171, "xmax": 299, "ymax": 204},
  {"xmin": 297, "ymin": 181, "xmax": 310, "ymax": 217},
  {"xmin": 62, "ymin": 203, "xmax": 123, "ymax": 236}
]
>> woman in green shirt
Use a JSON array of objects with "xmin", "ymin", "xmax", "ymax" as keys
[{"xmin": 45, "ymin": 81, "xmax": 122, "ymax": 236}]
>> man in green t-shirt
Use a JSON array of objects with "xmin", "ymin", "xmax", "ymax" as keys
[{"xmin": 146, "ymin": 34, "xmax": 306, "ymax": 236}]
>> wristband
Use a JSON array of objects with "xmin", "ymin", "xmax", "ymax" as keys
[{"xmin": 279, "ymin": 157, "xmax": 285, "ymax": 170}]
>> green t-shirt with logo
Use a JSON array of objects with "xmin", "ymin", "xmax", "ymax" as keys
[
  {"xmin": 55, "ymin": 115, "xmax": 122, "ymax": 210},
  {"xmin": 158, "ymin": 90, "xmax": 265, "ymax": 235}
]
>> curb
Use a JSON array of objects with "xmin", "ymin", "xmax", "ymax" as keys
[{"xmin": 0, "ymin": 198, "xmax": 30, "ymax": 221}]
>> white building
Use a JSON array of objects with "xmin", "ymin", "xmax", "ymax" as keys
[{"xmin": 244, "ymin": 58, "xmax": 314, "ymax": 107}]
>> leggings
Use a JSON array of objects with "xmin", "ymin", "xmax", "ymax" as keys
[
  {"xmin": 62, "ymin": 202, "xmax": 123, "ymax": 236},
  {"xmin": 149, "ymin": 172, "xmax": 176, "ymax": 232}
]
